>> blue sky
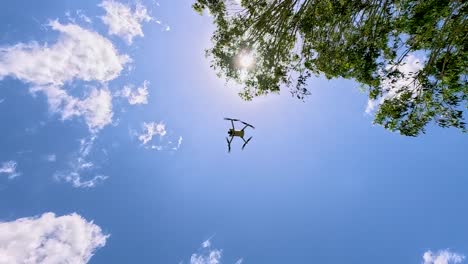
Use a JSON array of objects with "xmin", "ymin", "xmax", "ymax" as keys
[{"xmin": 0, "ymin": 1, "xmax": 467, "ymax": 263}]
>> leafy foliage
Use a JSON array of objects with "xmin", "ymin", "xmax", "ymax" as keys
[{"xmin": 193, "ymin": 0, "xmax": 467, "ymax": 136}]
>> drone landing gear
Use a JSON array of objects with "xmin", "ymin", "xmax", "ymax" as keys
[
  {"xmin": 226, "ymin": 137, "xmax": 232, "ymax": 153},
  {"xmin": 241, "ymin": 136, "xmax": 252, "ymax": 150}
]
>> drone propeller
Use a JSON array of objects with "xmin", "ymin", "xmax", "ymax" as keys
[
  {"xmin": 224, "ymin": 117, "xmax": 239, "ymax": 122},
  {"xmin": 240, "ymin": 121, "xmax": 255, "ymax": 129},
  {"xmin": 242, "ymin": 136, "xmax": 252, "ymax": 150}
]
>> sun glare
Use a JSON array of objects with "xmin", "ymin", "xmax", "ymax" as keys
[{"xmin": 238, "ymin": 52, "xmax": 255, "ymax": 69}]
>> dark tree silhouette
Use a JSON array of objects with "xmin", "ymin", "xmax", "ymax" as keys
[{"xmin": 194, "ymin": 0, "xmax": 467, "ymax": 136}]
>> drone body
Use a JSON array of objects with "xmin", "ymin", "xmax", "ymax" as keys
[{"xmin": 224, "ymin": 118, "xmax": 255, "ymax": 152}]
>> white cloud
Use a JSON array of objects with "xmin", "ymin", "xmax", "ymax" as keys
[
  {"xmin": 187, "ymin": 240, "xmax": 242, "ymax": 264},
  {"xmin": 150, "ymin": 145, "xmax": 163, "ymax": 151},
  {"xmin": 31, "ymin": 86, "xmax": 114, "ymax": 132},
  {"xmin": 58, "ymin": 173, "xmax": 108, "ymax": 188},
  {"xmin": 79, "ymin": 136, "xmax": 95, "ymax": 157},
  {"xmin": 138, "ymin": 122, "xmax": 166, "ymax": 145},
  {"xmin": 54, "ymin": 136, "xmax": 109, "ymax": 188},
  {"xmin": 366, "ymin": 54, "xmax": 425, "ymax": 114},
  {"xmin": 46, "ymin": 154, "xmax": 56, "ymax": 162},
  {"xmin": 423, "ymin": 250, "xmax": 465, "ymax": 264},
  {"xmin": 0, "ymin": 20, "xmax": 129, "ymax": 86},
  {"xmin": 0, "ymin": 212, "xmax": 108, "ymax": 264},
  {"xmin": 66, "ymin": 10, "xmax": 91, "ymax": 24},
  {"xmin": 0, "ymin": 20, "xmax": 129, "ymax": 132},
  {"xmin": 172, "ymin": 136, "xmax": 183, "ymax": 150},
  {"xmin": 202, "ymin": 239, "xmax": 211, "ymax": 249},
  {"xmin": 79, "ymin": 88, "xmax": 114, "ymax": 131},
  {"xmin": 100, "ymin": 0, "xmax": 152, "ymax": 44},
  {"xmin": 0, "ymin": 161, "xmax": 20, "ymax": 179},
  {"xmin": 65, "ymin": 11, "xmax": 74, "ymax": 23},
  {"xmin": 132, "ymin": 126, "xmax": 180, "ymax": 151},
  {"xmin": 116, "ymin": 80, "xmax": 150, "ymax": 105},
  {"xmin": 234, "ymin": 258, "xmax": 243, "ymax": 264},
  {"xmin": 77, "ymin": 10, "xmax": 92, "ymax": 24},
  {"xmin": 190, "ymin": 249, "xmax": 222, "ymax": 264}
]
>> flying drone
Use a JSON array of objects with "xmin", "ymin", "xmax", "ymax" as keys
[{"xmin": 224, "ymin": 118, "xmax": 255, "ymax": 152}]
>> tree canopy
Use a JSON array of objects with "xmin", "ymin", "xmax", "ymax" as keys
[{"xmin": 193, "ymin": 0, "xmax": 467, "ymax": 136}]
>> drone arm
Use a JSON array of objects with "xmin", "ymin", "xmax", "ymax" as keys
[{"xmin": 231, "ymin": 120, "xmax": 235, "ymax": 130}]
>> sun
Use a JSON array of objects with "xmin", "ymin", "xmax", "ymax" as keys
[{"xmin": 238, "ymin": 52, "xmax": 255, "ymax": 69}]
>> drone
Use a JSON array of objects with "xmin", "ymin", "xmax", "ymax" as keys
[{"xmin": 224, "ymin": 117, "xmax": 255, "ymax": 152}]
